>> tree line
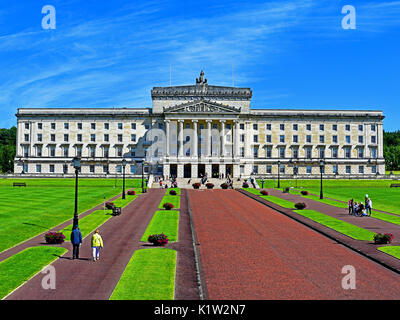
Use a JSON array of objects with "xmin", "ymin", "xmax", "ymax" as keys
[{"xmin": 0, "ymin": 126, "xmax": 398, "ymax": 173}]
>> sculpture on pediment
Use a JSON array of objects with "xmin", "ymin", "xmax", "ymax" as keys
[{"xmin": 196, "ymin": 70, "xmax": 207, "ymax": 84}]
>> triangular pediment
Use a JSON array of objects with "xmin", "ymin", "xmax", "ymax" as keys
[{"xmin": 163, "ymin": 99, "xmax": 241, "ymax": 114}]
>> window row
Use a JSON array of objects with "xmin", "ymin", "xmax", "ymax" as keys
[
  {"xmin": 23, "ymin": 122, "xmax": 153, "ymax": 130},
  {"xmin": 252, "ymin": 164, "xmax": 377, "ymax": 175},
  {"xmin": 246, "ymin": 134, "xmax": 377, "ymax": 144},
  {"xmin": 243, "ymin": 123, "xmax": 377, "ymax": 132}
]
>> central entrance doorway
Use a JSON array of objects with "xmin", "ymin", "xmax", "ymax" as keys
[
  {"xmin": 212, "ymin": 164, "xmax": 219, "ymax": 178},
  {"xmin": 225, "ymin": 164, "xmax": 233, "ymax": 177},
  {"xmin": 184, "ymin": 164, "xmax": 191, "ymax": 178},
  {"xmin": 198, "ymin": 164, "xmax": 205, "ymax": 178},
  {"xmin": 170, "ymin": 164, "xmax": 177, "ymax": 178}
]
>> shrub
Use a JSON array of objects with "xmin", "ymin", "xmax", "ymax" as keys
[
  {"xmin": 294, "ymin": 202, "xmax": 307, "ymax": 210},
  {"xmin": 127, "ymin": 190, "xmax": 135, "ymax": 195},
  {"xmin": 105, "ymin": 202, "xmax": 115, "ymax": 209},
  {"xmin": 148, "ymin": 233, "xmax": 169, "ymax": 246},
  {"xmin": 283, "ymin": 187, "xmax": 290, "ymax": 193},
  {"xmin": 169, "ymin": 190, "xmax": 177, "ymax": 195},
  {"xmin": 373, "ymin": 233, "xmax": 394, "ymax": 244},
  {"xmin": 192, "ymin": 182, "xmax": 201, "ymax": 189},
  {"xmin": 44, "ymin": 231, "xmax": 65, "ymax": 244},
  {"xmin": 220, "ymin": 183, "xmax": 228, "ymax": 189},
  {"xmin": 242, "ymin": 182, "xmax": 249, "ymax": 188},
  {"xmin": 260, "ymin": 190, "xmax": 268, "ymax": 196},
  {"xmin": 206, "ymin": 183, "xmax": 214, "ymax": 189},
  {"xmin": 301, "ymin": 190, "xmax": 309, "ymax": 196},
  {"xmin": 162, "ymin": 202, "xmax": 174, "ymax": 210}
]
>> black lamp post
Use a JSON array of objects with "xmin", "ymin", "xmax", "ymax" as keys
[
  {"xmin": 277, "ymin": 160, "xmax": 281, "ymax": 189},
  {"xmin": 122, "ymin": 158, "xmax": 127, "ymax": 199},
  {"xmin": 72, "ymin": 157, "xmax": 81, "ymax": 228},
  {"xmin": 261, "ymin": 178, "xmax": 264, "ymax": 189},
  {"xmin": 319, "ymin": 159, "xmax": 324, "ymax": 199}
]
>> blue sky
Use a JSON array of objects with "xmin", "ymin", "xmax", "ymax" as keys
[{"xmin": 0, "ymin": 0, "xmax": 399, "ymax": 130}]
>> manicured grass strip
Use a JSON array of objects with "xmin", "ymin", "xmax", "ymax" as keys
[
  {"xmin": 0, "ymin": 246, "xmax": 67, "ymax": 299},
  {"xmin": 260, "ymin": 195, "xmax": 297, "ymax": 209},
  {"xmin": 141, "ymin": 211, "xmax": 179, "ymax": 242},
  {"xmin": 61, "ymin": 210, "xmax": 112, "ymax": 241},
  {"xmin": 368, "ymin": 211, "xmax": 400, "ymax": 226},
  {"xmin": 111, "ymin": 195, "xmax": 138, "ymax": 208},
  {"xmin": 378, "ymin": 246, "xmax": 400, "ymax": 260},
  {"xmin": 302, "ymin": 194, "xmax": 348, "ymax": 209},
  {"xmin": 293, "ymin": 209, "xmax": 375, "ymax": 241},
  {"xmin": 158, "ymin": 194, "xmax": 180, "ymax": 210},
  {"xmin": 109, "ymin": 248, "xmax": 176, "ymax": 300}
]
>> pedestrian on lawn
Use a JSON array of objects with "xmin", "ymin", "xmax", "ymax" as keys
[
  {"xmin": 348, "ymin": 199, "xmax": 354, "ymax": 215},
  {"xmin": 91, "ymin": 229, "xmax": 103, "ymax": 262},
  {"xmin": 70, "ymin": 226, "xmax": 82, "ymax": 260}
]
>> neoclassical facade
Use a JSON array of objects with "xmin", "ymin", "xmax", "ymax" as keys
[{"xmin": 14, "ymin": 72, "xmax": 385, "ymax": 178}]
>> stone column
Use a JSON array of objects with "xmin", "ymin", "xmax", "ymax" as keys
[
  {"xmin": 206, "ymin": 120, "xmax": 212, "ymax": 157},
  {"xmin": 234, "ymin": 120, "xmax": 240, "ymax": 158},
  {"xmin": 220, "ymin": 120, "xmax": 225, "ymax": 157},
  {"xmin": 245, "ymin": 121, "xmax": 251, "ymax": 158},
  {"xmin": 192, "ymin": 120, "xmax": 198, "ymax": 158},
  {"xmin": 164, "ymin": 120, "xmax": 170, "ymax": 157},
  {"xmin": 178, "ymin": 120, "xmax": 184, "ymax": 157}
]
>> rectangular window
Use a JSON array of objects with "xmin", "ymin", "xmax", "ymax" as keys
[
  {"xmin": 50, "ymin": 146, "xmax": 55, "ymax": 157},
  {"xmin": 306, "ymin": 165, "xmax": 312, "ymax": 174},
  {"xmin": 118, "ymin": 134, "xmax": 123, "ymax": 142},
  {"xmin": 332, "ymin": 124, "xmax": 337, "ymax": 131},
  {"xmin": 131, "ymin": 134, "xmax": 136, "ymax": 142},
  {"xmin": 253, "ymin": 124, "xmax": 258, "ymax": 130},
  {"xmin": 64, "ymin": 123, "xmax": 69, "ymax": 130},
  {"xmin": 240, "ymin": 134, "xmax": 245, "ymax": 142},
  {"xmin": 306, "ymin": 124, "xmax": 311, "ymax": 131},
  {"xmin": 370, "ymin": 147, "xmax": 377, "ymax": 159},
  {"xmin": 49, "ymin": 164, "xmax": 55, "ymax": 173},
  {"xmin": 371, "ymin": 124, "xmax": 376, "ymax": 131},
  {"xmin": 266, "ymin": 124, "xmax": 271, "ymax": 131},
  {"xmin": 118, "ymin": 123, "xmax": 123, "ymax": 130},
  {"xmin": 91, "ymin": 123, "xmax": 96, "ymax": 130},
  {"xmin": 266, "ymin": 165, "xmax": 272, "ymax": 174},
  {"xmin": 319, "ymin": 147, "xmax": 325, "ymax": 159},
  {"xmin": 292, "ymin": 147, "xmax": 299, "ymax": 158},
  {"xmin": 280, "ymin": 135, "xmax": 285, "ymax": 143},
  {"xmin": 90, "ymin": 147, "xmax": 95, "ymax": 158},
  {"xmin": 51, "ymin": 134, "xmax": 55, "ymax": 142},
  {"xmin": 51, "ymin": 123, "xmax": 56, "ymax": 130},
  {"xmin": 345, "ymin": 147, "xmax": 351, "ymax": 158},
  {"xmin": 63, "ymin": 146, "xmax": 69, "ymax": 157},
  {"xmin": 90, "ymin": 165, "xmax": 95, "ymax": 173},
  {"xmin": 358, "ymin": 136, "xmax": 363, "ymax": 143},
  {"xmin": 346, "ymin": 165, "xmax": 351, "ymax": 174},
  {"xmin": 77, "ymin": 147, "xmax": 82, "ymax": 157},
  {"xmin": 240, "ymin": 147, "xmax": 245, "ymax": 157},
  {"xmin": 117, "ymin": 147, "xmax": 123, "ymax": 157},
  {"xmin": 104, "ymin": 123, "xmax": 109, "ymax": 130},
  {"xmin": 38, "ymin": 123, "xmax": 42, "ymax": 130},
  {"xmin": 24, "ymin": 134, "xmax": 29, "ymax": 142},
  {"xmin": 306, "ymin": 147, "xmax": 312, "ymax": 159},
  {"xmin": 77, "ymin": 134, "xmax": 82, "ymax": 142},
  {"xmin": 279, "ymin": 165, "xmax": 285, "ymax": 173},
  {"xmin": 36, "ymin": 164, "xmax": 41, "ymax": 173},
  {"xmin": 280, "ymin": 124, "xmax": 285, "ymax": 131},
  {"xmin": 332, "ymin": 135, "xmax": 338, "ymax": 144},
  {"xmin": 253, "ymin": 147, "xmax": 258, "ymax": 158},
  {"xmin": 293, "ymin": 135, "xmax": 298, "ymax": 143},
  {"xmin": 104, "ymin": 147, "xmax": 109, "ymax": 158},
  {"xmin": 266, "ymin": 135, "xmax": 271, "ymax": 143},
  {"xmin": 293, "ymin": 124, "xmax": 298, "ymax": 131},
  {"xmin": 131, "ymin": 123, "xmax": 136, "ymax": 130},
  {"xmin": 320, "ymin": 124, "xmax": 324, "ymax": 131},
  {"xmin": 64, "ymin": 134, "xmax": 69, "ymax": 142},
  {"xmin": 358, "ymin": 124, "xmax": 363, "ymax": 131},
  {"xmin": 104, "ymin": 134, "xmax": 109, "ymax": 142},
  {"xmin": 266, "ymin": 147, "xmax": 272, "ymax": 158},
  {"xmin": 240, "ymin": 123, "xmax": 245, "ymax": 130},
  {"xmin": 37, "ymin": 134, "xmax": 42, "ymax": 142},
  {"xmin": 319, "ymin": 135, "xmax": 325, "ymax": 143},
  {"xmin": 358, "ymin": 147, "xmax": 364, "ymax": 158},
  {"xmin": 333, "ymin": 165, "xmax": 338, "ymax": 174},
  {"xmin": 346, "ymin": 124, "xmax": 350, "ymax": 131},
  {"xmin": 253, "ymin": 165, "xmax": 258, "ymax": 174},
  {"xmin": 130, "ymin": 165, "xmax": 136, "ymax": 174},
  {"xmin": 25, "ymin": 123, "xmax": 29, "ymax": 130},
  {"xmin": 359, "ymin": 165, "xmax": 364, "ymax": 174},
  {"xmin": 371, "ymin": 136, "xmax": 376, "ymax": 144},
  {"xmin": 306, "ymin": 135, "xmax": 312, "ymax": 143},
  {"xmin": 37, "ymin": 146, "xmax": 42, "ymax": 157},
  {"xmin": 116, "ymin": 165, "xmax": 122, "ymax": 173},
  {"xmin": 279, "ymin": 147, "xmax": 285, "ymax": 158},
  {"xmin": 332, "ymin": 147, "xmax": 338, "ymax": 158},
  {"xmin": 130, "ymin": 147, "xmax": 136, "ymax": 157},
  {"xmin": 103, "ymin": 165, "xmax": 109, "ymax": 174},
  {"xmin": 372, "ymin": 165, "xmax": 376, "ymax": 174},
  {"xmin": 90, "ymin": 134, "xmax": 96, "ymax": 142},
  {"xmin": 78, "ymin": 123, "xmax": 82, "ymax": 130},
  {"xmin": 253, "ymin": 135, "xmax": 258, "ymax": 143},
  {"xmin": 345, "ymin": 136, "xmax": 351, "ymax": 144}
]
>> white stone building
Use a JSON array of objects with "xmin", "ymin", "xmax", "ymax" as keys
[{"xmin": 14, "ymin": 71, "xmax": 385, "ymax": 178}]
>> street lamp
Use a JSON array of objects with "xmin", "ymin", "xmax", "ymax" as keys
[
  {"xmin": 72, "ymin": 157, "xmax": 81, "ymax": 228},
  {"xmin": 277, "ymin": 160, "xmax": 281, "ymax": 189},
  {"xmin": 261, "ymin": 177, "xmax": 264, "ymax": 189},
  {"xmin": 293, "ymin": 164, "xmax": 298, "ymax": 188},
  {"xmin": 319, "ymin": 159, "xmax": 325, "ymax": 199},
  {"xmin": 122, "ymin": 158, "xmax": 127, "ymax": 199}
]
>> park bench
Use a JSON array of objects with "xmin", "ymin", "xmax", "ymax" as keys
[
  {"xmin": 112, "ymin": 206, "xmax": 122, "ymax": 216},
  {"xmin": 390, "ymin": 184, "xmax": 400, "ymax": 188},
  {"xmin": 13, "ymin": 182, "xmax": 26, "ymax": 187}
]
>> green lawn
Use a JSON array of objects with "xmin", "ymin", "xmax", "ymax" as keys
[
  {"xmin": 378, "ymin": 246, "xmax": 400, "ymax": 260},
  {"xmin": 109, "ymin": 248, "xmax": 177, "ymax": 300},
  {"xmin": 141, "ymin": 210, "xmax": 179, "ymax": 242},
  {"xmin": 0, "ymin": 246, "xmax": 67, "ymax": 299},
  {"xmin": 293, "ymin": 209, "xmax": 376, "ymax": 241},
  {"xmin": 0, "ymin": 178, "xmax": 141, "ymax": 253},
  {"xmin": 158, "ymin": 193, "xmax": 180, "ymax": 210},
  {"xmin": 244, "ymin": 188, "xmax": 300, "ymax": 209},
  {"xmin": 61, "ymin": 210, "xmax": 112, "ymax": 242}
]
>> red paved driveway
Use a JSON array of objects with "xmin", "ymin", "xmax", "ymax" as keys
[{"xmin": 188, "ymin": 189, "xmax": 400, "ymax": 300}]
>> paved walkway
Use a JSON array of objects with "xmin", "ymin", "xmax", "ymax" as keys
[
  {"xmin": 5, "ymin": 189, "xmax": 166, "ymax": 300},
  {"xmin": 188, "ymin": 189, "xmax": 400, "ymax": 300},
  {"xmin": 241, "ymin": 188, "xmax": 400, "ymax": 273}
]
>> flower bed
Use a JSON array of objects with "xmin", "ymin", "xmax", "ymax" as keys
[
  {"xmin": 373, "ymin": 233, "xmax": 394, "ymax": 244},
  {"xmin": 162, "ymin": 202, "xmax": 174, "ymax": 210},
  {"xmin": 169, "ymin": 190, "xmax": 177, "ymax": 195},
  {"xmin": 294, "ymin": 202, "xmax": 307, "ymax": 210},
  {"xmin": 148, "ymin": 233, "xmax": 169, "ymax": 246},
  {"xmin": 105, "ymin": 202, "xmax": 115, "ymax": 209},
  {"xmin": 206, "ymin": 183, "xmax": 214, "ymax": 189},
  {"xmin": 44, "ymin": 231, "xmax": 65, "ymax": 244},
  {"xmin": 220, "ymin": 183, "xmax": 228, "ymax": 189},
  {"xmin": 301, "ymin": 190, "xmax": 309, "ymax": 196},
  {"xmin": 127, "ymin": 190, "xmax": 135, "ymax": 195},
  {"xmin": 192, "ymin": 182, "xmax": 201, "ymax": 189},
  {"xmin": 242, "ymin": 182, "xmax": 249, "ymax": 188},
  {"xmin": 260, "ymin": 190, "xmax": 268, "ymax": 196}
]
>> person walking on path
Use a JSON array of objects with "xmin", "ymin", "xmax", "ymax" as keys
[
  {"xmin": 367, "ymin": 198, "xmax": 373, "ymax": 216},
  {"xmin": 70, "ymin": 226, "xmax": 82, "ymax": 259},
  {"xmin": 348, "ymin": 199, "xmax": 354, "ymax": 215},
  {"xmin": 91, "ymin": 230, "xmax": 104, "ymax": 262}
]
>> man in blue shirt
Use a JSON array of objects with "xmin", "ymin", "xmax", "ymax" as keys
[{"xmin": 70, "ymin": 226, "xmax": 82, "ymax": 260}]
